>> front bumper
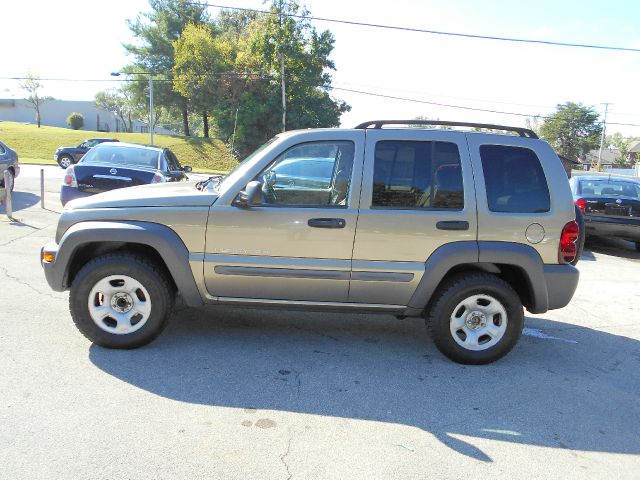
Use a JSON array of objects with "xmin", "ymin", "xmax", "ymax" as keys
[
  {"xmin": 543, "ymin": 264, "xmax": 580, "ymax": 311},
  {"xmin": 41, "ymin": 242, "xmax": 65, "ymax": 291}
]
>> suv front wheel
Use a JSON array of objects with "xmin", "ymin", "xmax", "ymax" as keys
[
  {"xmin": 69, "ymin": 254, "xmax": 174, "ymax": 348},
  {"xmin": 426, "ymin": 272, "xmax": 524, "ymax": 364}
]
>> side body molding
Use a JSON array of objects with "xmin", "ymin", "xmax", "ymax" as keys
[{"xmin": 43, "ymin": 221, "xmax": 204, "ymax": 307}]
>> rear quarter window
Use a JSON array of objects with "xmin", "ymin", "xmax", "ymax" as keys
[{"xmin": 480, "ymin": 145, "xmax": 550, "ymax": 213}]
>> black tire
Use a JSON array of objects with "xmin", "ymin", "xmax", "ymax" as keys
[
  {"xmin": 426, "ymin": 272, "xmax": 524, "ymax": 365},
  {"xmin": 58, "ymin": 155, "xmax": 74, "ymax": 169},
  {"xmin": 1, "ymin": 169, "xmax": 14, "ymax": 192},
  {"xmin": 69, "ymin": 254, "xmax": 174, "ymax": 349},
  {"xmin": 572, "ymin": 204, "xmax": 585, "ymax": 266}
]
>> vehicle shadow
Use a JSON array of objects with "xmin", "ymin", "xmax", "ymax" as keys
[
  {"xmin": 89, "ymin": 307, "xmax": 640, "ymax": 462},
  {"xmin": 586, "ymin": 237, "xmax": 640, "ymax": 261},
  {"xmin": 0, "ymin": 191, "xmax": 40, "ymax": 213}
]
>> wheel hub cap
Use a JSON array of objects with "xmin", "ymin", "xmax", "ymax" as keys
[
  {"xmin": 465, "ymin": 311, "xmax": 487, "ymax": 330},
  {"xmin": 111, "ymin": 292, "xmax": 134, "ymax": 313}
]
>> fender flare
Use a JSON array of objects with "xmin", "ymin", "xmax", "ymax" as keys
[
  {"xmin": 43, "ymin": 221, "xmax": 204, "ymax": 307},
  {"xmin": 404, "ymin": 241, "xmax": 549, "ymax": 316}
]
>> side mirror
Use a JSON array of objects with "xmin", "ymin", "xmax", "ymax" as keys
[
  {"xmin": 182, "ymin": 165, "xmax": 192, "ymax": 173},
  {"xmin": 233, "ymin": 181, "xmax": 263, "ymax": 208}
]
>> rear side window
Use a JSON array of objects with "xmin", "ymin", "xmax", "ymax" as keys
[
  {"xmin": 480, "ymin": 145, "xmax": 550, "ymax": 213},
  {"xmin": 372, "ymin": 140, "xmax": 464, "ymax": 210}
]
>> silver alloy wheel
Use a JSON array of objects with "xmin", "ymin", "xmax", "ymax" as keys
[
  {"xmin": 59, "ymin": 156, "xmax": 72, "ymax": 168},
  {"xmin": 87, "ymin": 275, "xmax": 152, "ymax": 335},
  {"xmin": 450, "ymin": 294, "xmax": 508, "ymax": 351}
]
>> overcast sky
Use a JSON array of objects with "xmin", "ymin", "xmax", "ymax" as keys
[{"xmin": 2, "ymin": 0, "xmax": 639, "ymax": 136}]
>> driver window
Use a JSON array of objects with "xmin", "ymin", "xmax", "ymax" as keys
[{"xmin": 258, "ymin": 141, "xmax": 354, "ymax": 207}]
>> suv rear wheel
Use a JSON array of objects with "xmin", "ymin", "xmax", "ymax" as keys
[
  {"xmin": 426, "ymin": 272, "xmax": 524, "ymax": 364},
  {"xmin": 69, "ymin": 254, "xmax": 174, "ymax": 348}
]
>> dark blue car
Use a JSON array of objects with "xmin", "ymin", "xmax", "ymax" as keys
[{"xmin": 60, "ymin": 142, "xmax": 192, "ymax": 206}]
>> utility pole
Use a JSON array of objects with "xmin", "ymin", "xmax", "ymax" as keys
[
  {"xmin": 149, "ymin": 76, "xmax": 154, "ymax": 146},
  {"xmin": 281, "ymin": 52, "xmax": 286, "ymax": 133},
  {"xmin": 278, "ymin": 0, "xmax": 286, "ymax": 132},
  {"xmin": 596, "ymin": 103, "xmax": 611, "ymax": 172}
]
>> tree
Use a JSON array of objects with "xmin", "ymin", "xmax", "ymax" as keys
[
  {"xmin": 95, "ymin": 89, "xmax": 135, "ymax": 132},
  {"xmin": 19, "ymin": 73, "xmax": 51, "ymax": 128},
  {"xmin": 606, "ymin": 132, "xmax": 640, "ymax": 166},
  {"xmin": 67, "ymin": 112, "xmax": 84, "ymax": 130},
  {"xmin": 124, "ymin": 0, "xmax": 210, "ymax": 136},
  {"xmin": 208, "ymin": 1, "xmax": 349, "ymax": 155},
  {"xmin": 539, "ymin": 102, "xmax": 602, "ymax": 161},
  {"xmin": 173, "ymin": 23, "xmax": 234, "ymax": 138}
]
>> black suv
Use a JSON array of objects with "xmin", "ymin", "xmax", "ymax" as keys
[{"xmin": 54, "ymin": 138, "xmax": 119, "ymax": 168}]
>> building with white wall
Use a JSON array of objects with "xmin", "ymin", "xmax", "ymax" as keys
[{"xmin": 0, "ymin": 98, "xmax": 173, "ymax": 135}]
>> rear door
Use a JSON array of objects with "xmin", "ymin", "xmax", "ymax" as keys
[{"xmin": 350, "ymin": 129, "xmax": 477, "ymax": 305}]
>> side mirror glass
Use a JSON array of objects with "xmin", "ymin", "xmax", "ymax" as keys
[
  {"xmin": 233, "ymin": 181, "xmax": 263, "ymax": 208},
  {"xmin": 182, "ymin": 165, "xmax": 192, "ymax": 173}
]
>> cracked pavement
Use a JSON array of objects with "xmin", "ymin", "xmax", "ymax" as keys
[{"xmin": 1, "ymin": 165, "xmax": 639, "ymax": 479}]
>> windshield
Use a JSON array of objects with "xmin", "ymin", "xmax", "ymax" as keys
[
  {"xmin": 212, "ymin": 137, "xmax": 279, "ymax": 194},
  {"xmin": 579, "ymin": 179, "xmax": 640, "ymax": 198},
  {"xmin": 80, "ymin": 145, "xmax": 160, "ymax": 169}
]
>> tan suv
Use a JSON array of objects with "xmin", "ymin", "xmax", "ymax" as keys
[{"xmin": 41, "ymin": 120, "xmax": 580, "ymax": 364}]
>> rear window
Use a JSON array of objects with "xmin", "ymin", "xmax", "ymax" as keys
[
  {"xmin": 579, "ymin": 179, "xmax": 639, "ymax": 198},
  {"xmin": 480, "ymin": 145, "xmax": 550, "ymax": 213},
  {"xmin": 81, "ymin": 145, "xmax": 160, "ymax": 169},
  {"xmin": 372, "ymin": 140, "xmax": 464, "ymax": 210}
]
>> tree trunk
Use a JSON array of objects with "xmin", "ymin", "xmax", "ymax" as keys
[
  {"xmin": 202, "ymin": 111, "xmax": 209, "ymax": 138},
  {"xmin": 36, "ymin": 107, "xmax": 41, "ymax": 128},
  {"xmin": 182, "ymin": 106, "xmax": 190, "ymax": 137}
]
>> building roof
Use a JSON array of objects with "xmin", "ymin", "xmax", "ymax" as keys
[
  {"xmin": 582, "ymin": 148, "xmax": 619, "ymax": 165},
  {"xmin": 629, "ymin": 140, "xmax": 640, "ymax": 153}
]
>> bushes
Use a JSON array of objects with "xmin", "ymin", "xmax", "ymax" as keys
[{"xmin": 67, "ymin": 112, "xmax": 84, "ymax": 130}]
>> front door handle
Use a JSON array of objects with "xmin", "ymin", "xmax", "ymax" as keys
[
  {"xmin": 436, "ymin": 221, "xmax": 469, "ymax": 231},
  {"xmin": 308, "ymin": 218, "xmax": 346, "ymax": 229}
]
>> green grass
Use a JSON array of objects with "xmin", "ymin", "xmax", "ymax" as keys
[{"xmin": 0, "ymin": 121, "xmax": 236, "ymax": 172}]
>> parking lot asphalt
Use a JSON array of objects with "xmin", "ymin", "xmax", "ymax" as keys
[{"xmin": 1, "ymin": 166, "xmax": 639, "ymax": 479}]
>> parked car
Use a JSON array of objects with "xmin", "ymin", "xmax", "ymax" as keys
[
  {"xmin": 60, "ymin": 142, "xmax": 192, "ymax": 206},
  {"xmin": 0, "ymin": 139, "xmax": 20, "ymax": 192},
  {"xmin": 42, "ymin": 120, "xmax": 580, "ymax": 365},
  {"xmin": 569, "ymin": 174, "xmax": 640, "ymax": 251},
  {"xmin": 54, "ymin": 138, "xmax": 119, "ymax": 168}
]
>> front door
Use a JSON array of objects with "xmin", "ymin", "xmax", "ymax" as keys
[{"xmin": 203, "ymin": 132, "xmax": 365, "ymax": 303}]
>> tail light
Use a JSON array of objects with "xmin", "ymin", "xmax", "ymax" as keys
[
  {"xmin": 63, "ymin": 167, "xmax": 77, "ymax": 188},
  {"xmin": 151, "ymin": 173, "xmax": 165, "ymax": 183},
  {"xmin": 575, "ymin": 198, "xmax": 586, "ymax": 214},
  {"xmin": 558, "ymin": 220, "xmax": 580, "ymax": 264}
]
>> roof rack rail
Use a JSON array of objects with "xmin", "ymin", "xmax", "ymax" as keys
[{"xmin": 354, "ymin": 120, "xmax": 539, "ymax": 139}]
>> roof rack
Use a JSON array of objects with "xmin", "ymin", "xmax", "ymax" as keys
[{"xmin": 354, "ymin": 120, "xmax": 539, "ymax": 139}]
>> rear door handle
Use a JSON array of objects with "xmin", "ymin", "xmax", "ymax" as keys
[
  {"xmin": 436, "ymin": 221, "xmax": 469, "ymax": 231},
  {"xmin": 308, "ymin": 218, "xmax": 346, "ymax": 229}
]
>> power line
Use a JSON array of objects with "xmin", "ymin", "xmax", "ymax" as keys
[
  {"xmin": 4, "ymin": 75, "xmax": 640, "ymax": 127},
  {"xmin": 196, "ymin": 2, "xmax": 640, "ymax": 53}
]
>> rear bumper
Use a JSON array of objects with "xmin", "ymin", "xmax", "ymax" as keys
[
  {"xmin": 584, "ymin": 216, "xmax": 640, "ymax": 242},
  {"xmin": 60, "ymin": 185, "xmax": 92, "ymax": 206},
  {"xmin": 543, "ymin": 264, "xmax": 579, "ymax": 311}
]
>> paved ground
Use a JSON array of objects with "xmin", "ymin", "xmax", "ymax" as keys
[{"xmin": 1, "ymin": 166, "xmax": 639, "ymax": 479}]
